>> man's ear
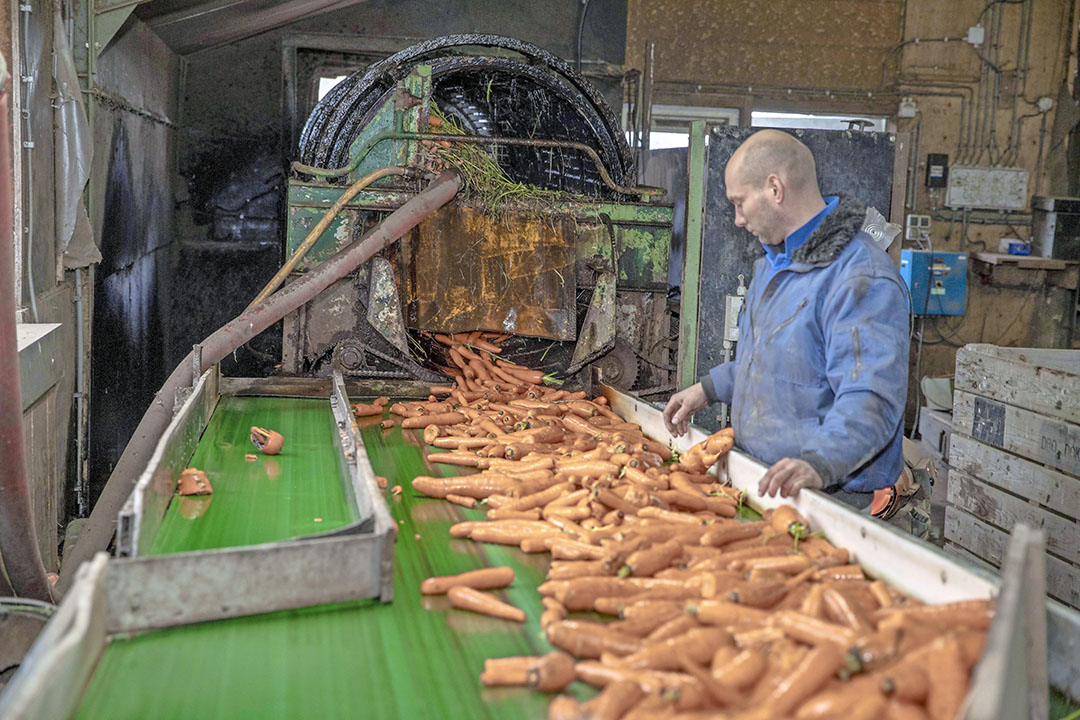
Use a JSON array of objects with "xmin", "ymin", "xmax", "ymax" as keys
[{"xmin": 766, "ymin": 174, "xmax": 784, "ymax": 204}]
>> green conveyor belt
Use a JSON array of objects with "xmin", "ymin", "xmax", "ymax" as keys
[
  {"xmin": 73, "ymin": 403, "xmax": 588, "ymax": 720},
  {"xmin": 150, "ymin": 396, "xmax": 354, "ymax": 554}
]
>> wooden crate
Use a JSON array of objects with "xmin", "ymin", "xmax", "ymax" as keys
[{"xmin": 947, "ymin": 344, "xmax": 1080, "ymax": 609}]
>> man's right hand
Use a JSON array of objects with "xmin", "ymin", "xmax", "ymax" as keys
[{"xmin": 663, "ymin": 383, "xmax": 708, "ymax": 437}]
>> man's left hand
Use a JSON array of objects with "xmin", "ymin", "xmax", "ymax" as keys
[{"xmin": 758, "ymin": 458, "xmax": 823, "ymax": 499}]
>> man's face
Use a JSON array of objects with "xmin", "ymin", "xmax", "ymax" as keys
[{"xmin": 725, "ymin": 167, "xmax": 785, "ymax": 246}]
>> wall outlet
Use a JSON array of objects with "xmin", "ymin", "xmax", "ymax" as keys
[{"xmin": 906, "ymin": 214, "xmax": 931, "ymax": 241}]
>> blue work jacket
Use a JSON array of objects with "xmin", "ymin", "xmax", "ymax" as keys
[{"xmin": 702, "ymin": 197, "xmax": 909, "ymax": 494}]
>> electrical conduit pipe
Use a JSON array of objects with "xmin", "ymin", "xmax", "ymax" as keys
[
  {"xmin": 57, "ymin": 169, "xmax": 462, "ymax": 590},
  {"xmin": 0, "ymin": 59, "xmax": 53, "ymax": 601}
]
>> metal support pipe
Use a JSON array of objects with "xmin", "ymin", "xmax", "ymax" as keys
[
  {"xmin": 57, "ymin": 170, "xmax": 463, "ymax": 591},
  {"xmin": 0, "ymin": 63, "xmax": 53, "ymax": 602}
]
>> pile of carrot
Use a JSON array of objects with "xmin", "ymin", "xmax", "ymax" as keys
[{"xmin": 382, "ymin": 350, "xmax": 991, "ymax": 720}]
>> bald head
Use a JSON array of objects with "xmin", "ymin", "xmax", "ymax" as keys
[
  {"xmin": 724, "ymin": 130, "xmax": 828, "ymax": 246},
  {"xmin": 728, "ymin": 130, "xmax": 820, "ymax": 194}
]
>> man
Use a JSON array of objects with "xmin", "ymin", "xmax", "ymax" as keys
[{"xmin": 663, "ymin": 130, "xmax": 909, "ymax": 509}]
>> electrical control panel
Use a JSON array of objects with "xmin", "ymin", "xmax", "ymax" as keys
[
  {"xmin": 900, "ymin": 250, "xmax": 968, "ymax": 315},
  {"xmin": 926, "ymin": 154, "xmax": 948, "ymax": 188},
  {"xmin": 945, "ymin": 166, "xmax": 1028, "ymax": 210}
]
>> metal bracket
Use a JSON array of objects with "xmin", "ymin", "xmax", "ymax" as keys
[{"xmin": 92, "ymin": 0, "xmax": 152, "ymax": 57}]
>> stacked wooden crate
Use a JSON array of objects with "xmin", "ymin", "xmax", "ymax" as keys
[{"xmin": 946, "ymin": 344, "xmax": 1080, "ymax": 610}]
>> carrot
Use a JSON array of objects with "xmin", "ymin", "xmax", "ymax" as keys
[
  {"xmin": 727, "ymin": 580, "xmax": 788, "ymax": 609},
  {"xmin": 580, "ymin": 678, "xmax": 644, "ymax": 720},
  {"xmin": 389, "ymin": 402, "xmax": 422, "ymax": 417},
  {"xmin": 875, "ymin": 599, "xmax": 994, "ymax": 630},
  {"xmin": 743, "ymin": 554, "xmax": 812, "ymax": 575},
  {"xmin": 623, "ymin": 539, "xmax": 683, "ymax": 577},
  {"xmin": 447, "ymin": 586, "xmax": 525, "ymax": 622},
  {"xmin": 757, "ymin": 642, "xmax": 846, "ymax": 717},
  {"xmin": 925, "ymin": 636, "xmax": 967, "ymax": 720},
  {"xmin": 645, "ymin": 614, "xmax": 699, "ymax": 643},
  {"xmin": 848, "ymin": 626, "xmax": 900, "ymax": 674},
  {"xmin": 523, "ymin": 651, "xmax": 577, "ymax": 692},
  {"xmin": 636, "ymin": 507, "xmax": 705, "ymax": 526},
  {"xmin": 770, "ymin": 505, "xmax": 810, "ymax": 537},
  {"xmin": 956, "ymin": 628, "xmax": 987, "ymax": 670},
  {"xmin": 769, "ymin": 610, "xmax": 857, "ymax": 649},
  {"xmin": 885, "ymin": 701, "xmax": 931, "ymax": 720},
  {"xmin": 880, "ymin": 664, "xmax": 929, "ymax": 703},
  {"xmin": 547, "ymin": 695, "xmax": 583, "ymax": 720},
  {"xmin": 351, "ymin": 402, "xmax": 383, "ymax": 417},
  {"xmin": 614, "ymin": 627, "xmax": 729, "ymax": 671},
  {"xmin": 814, "ymin": 564, "xmax": 865, "ymax": 582},
  {"xmin": 821, "ymin": 586, "xmax": 872, "ymax": 635},
  {"xmin": 869, "ymin": 579, "xmax": 894, "ymax": 608},
  {"xmin": 678, "ymin": 651, "xmax": 742, "ymax": 707},
  {"xmin": 549, "ymin": 539, "xmax": 608, "ymax": 561},
  {"xmin": 471, "ymin": 524, "xmax": 558, "ymax": 546},
  {"xmin": 431, "ymin": 436, "xmax": 491, "ymax": 450},
  {"xmin": 444, "ymin": 493, "xmax": 476, "ymax": 509},
  {"xmin": 700, "ymin": 522, "xmax": 764, "ymax": 548},
  {"xmin": 480, "ymin": 656, "xmax": 532, "ymax": 687},
  {"xmin": 732, "ymin": 626, "xmax": 786, "ymax": 648},
  {"xmin": 471, "ymin": 338, "xmax": 502, "ymax": 354},
  {"xmin": 546, "ymin": 620, "xmax": 643, "ymax": 658},
  {"xmin": 794, "ymin": 674, "xmax": 881, "ymax": 719},
  {"xmin": 402, "ymin": 411, "xmax": 466, "ymax": 429},
  {"xmin": 412, "ymin": 474, "xmax": 514, "ymax": 498},
  {"xmin": 688, "ymin": 600, "xmax": 769, "ymax": 628},
  {"xmin": 422, "ymin": 566, "xmax": 516, "ymax": 595},
  {"xmin": 547, "ymin": 560, "xmax": 608, "ymax": 581},
  {"xmin": 713, "ymin": 647, "xmax": 767, "ymax": 690}
]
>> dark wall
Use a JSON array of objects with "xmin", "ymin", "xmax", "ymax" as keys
[
  {"xmin": 88, "ymin": 21, "xmax": 181, "ymax": 504},
  {"xmin": 174, "ymin": 0, "xmax": 629, "ymax": 377}
]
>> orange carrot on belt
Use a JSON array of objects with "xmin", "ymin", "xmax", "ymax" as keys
[
  {"xmin": 547, "ymin": 696, "xmax": 583, "ymax": 720},
  {"xmin": 479, "ymin": 656, "xmax": 531, "ymax": 687},
  {"xmin": 713, "ymin": 647, "xmax": 767, "ymax": 690},
  {"xmin": 402, "ymin": 411, "xmax": 466, "ymax": 429},
  {"xmin": 527, "ymin": 651, "xmax": 577, "ymax": 692},
  {"xmin": 580, "ymin": 678, "xmax": 644, "ymax": 720},
  {"xmin": 447, "ymin": 586, "xmax": 525, "ymax": 622},
  {"xmin": 770, "ymin": 505, "xmax": 810, "ymax": 537},
  {"xmin": 769, "ymin": 609, "xmax": 857, "ymax": 649},
  {"xmin": 351, "ymin": 402, "xmax": 383, "ymax": 417},
  {"xmin": 875, "ymin": 599, "xmax": 994, "ymax": 630},
  {"xmin": 727, "ymin": 580, "xmax": 788, "ymax": 609},
  {"xmin": 546, "ymin": 620, "xmax": 643, "ymax": 658},
  {"xmin": 444, "ymin": 493, "xmax": 476, "ymax": 509},
  {"xmin": 420, "ymin": 566, "xmax": 515, "ymax": 595},
  {"xmin": 612, "ymin": 627, "xmax": 729, "ymax": 671},
  {"xmin": 623, "ymin": 539, "xmax": 683, "ymax": 577},
  {"xmin": 689, "ymin": 600, "xmax": 769, "ymax": 628},
  {"xmin": 757, "ymin": 643, "xmax": 846, "ymax": 717}
]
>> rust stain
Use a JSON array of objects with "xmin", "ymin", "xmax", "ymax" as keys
[{"xmin": 400, "ymin": 205, "xmax": 577, "ymax": 340}]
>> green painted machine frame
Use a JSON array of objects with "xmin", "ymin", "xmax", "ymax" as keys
[{"xmin": 283, "ymin": 66, "xmax": 675, "ymax": 390}]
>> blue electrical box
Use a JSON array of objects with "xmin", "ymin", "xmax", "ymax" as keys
[{"xmin": 899, "ymin": 250, "xmax": 968, "ymax": 315}]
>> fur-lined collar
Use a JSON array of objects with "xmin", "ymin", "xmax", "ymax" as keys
[{"xmin": 790, "ymin": 195, "xmax": 866, "ymax": 265}]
